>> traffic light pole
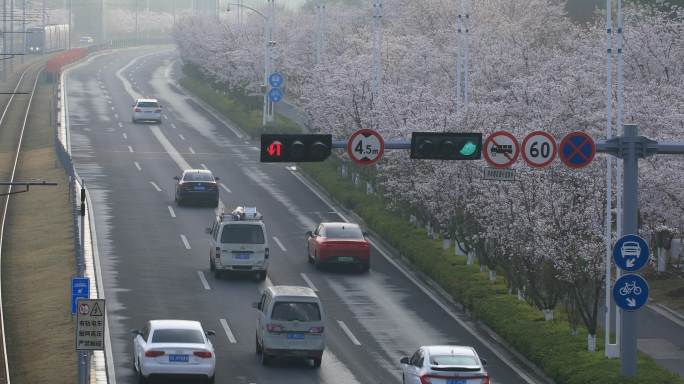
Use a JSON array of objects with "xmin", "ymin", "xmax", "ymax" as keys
[{"xmin": 596, "ymin": 124, "xmax": 684, "ymax": 377}]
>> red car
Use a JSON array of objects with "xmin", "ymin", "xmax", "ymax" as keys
[{"xmin": 306, "ymin": 222, "xmax": 370, "ymax": 272}]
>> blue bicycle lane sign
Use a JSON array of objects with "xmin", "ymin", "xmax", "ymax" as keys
[{"xmin": 613, "ymin": 274, "xmax": 649, "ymax": 311}]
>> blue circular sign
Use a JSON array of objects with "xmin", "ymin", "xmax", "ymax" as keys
[
  {"xmin": 268, "ymin": 87, "xmax": 283, "ymax": 103},
  {"xmin": 559, "ymin": 131, "xmax": 595, "ymax": 169},
  {"xmin": 268, "ymin": 72, "xmax": 284, "ymax": 88},
  {"xmin": 613, "ymin": 274, "xmax": 649, "ymax": 311},
  {"xmin": 613, "ymin": 234, "xmax": 650, "ymax": 272}
]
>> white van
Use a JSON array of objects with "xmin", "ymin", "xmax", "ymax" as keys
[
  {"xmin": 253, "ymin": 286, "xmax": 326, "ymax": 367},
  {"xmin": 207, "ymin": 207, "xmax": 269, "ymax": 280}
]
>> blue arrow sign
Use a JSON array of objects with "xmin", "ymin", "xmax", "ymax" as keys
[
  {"xmin": 268, "ymin": 87, "xmax": 283, "ymax": 103},
  {"xmin": 268, "ymin": 72, "xmax": 284, "ymax": 88},
  {"xmin": 613, "ymin": 274, "xmax": 649, "ymax": 311},
  {"xmin": 71, "ymin": 277, "xmax": 90, "ymax": 314},
  {"xmin": 613, "ymin": 234, "xmax": 650, "ymax": 272}
]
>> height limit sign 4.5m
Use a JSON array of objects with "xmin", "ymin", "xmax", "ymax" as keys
[{"xmin": 347, "ymin": 129, "xmax": 385, "ymax": 166}]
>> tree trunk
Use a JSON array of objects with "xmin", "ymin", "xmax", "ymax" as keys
[
  {"xmin": 657, "ymin": 247, "xmax": 666, "ymax": 273},
  {"xmin": 479, "ymin": 265, "xmax": 486, "ymax": 273},
  {"xmin": 587, "ymin": 334, "xmax": 597, "ymax": 352},
  {"xmin": 489, "ymin": 269, "xmax": 496, "ymax": 282},
  {"xmin": 365, "ymin": 181, "xmax": 373, "ymax": 195},
  {"xmin": 517, "ymin": 288, "xmax": 525, "ymax": 301},
  {"xmin": 543, "ymin": 309, "xmax": 554, "ymax": 321},
  {"xmin": 442, "ymin": 238, "xmax": 451, "ymax": 250}
]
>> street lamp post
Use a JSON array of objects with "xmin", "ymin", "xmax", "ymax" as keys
[{"xmin": 227, "ymin": 1, "xmax": 276, "ymax": 127}]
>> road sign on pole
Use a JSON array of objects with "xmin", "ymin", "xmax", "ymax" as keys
[
  {"xmin": 268, "ymin": 72, "xmax": 284, "ymax": 88},
  {"xmin": 613, "ymin": 234, "xmax": 650, "ymax": 272},
  {"xmin": 76, "ymin": 298, "xmax": 105, "ymax": 351},
  {"xmin": 483, "ymin": 131, "xmax": 519, "ymax": 169},
  {"xmin": 347, "ymin": 128, "xmax": 384, "ymax": 165},
  {"xmin": 71, "ymin": 277, "xmax": 90, "ymax": 315},
  {"xmin": 613, "ymin": 274, "xmax": 649, "ymax": 311},
  {"xmin": 268, "ymin": 87, "xmax": 283, "ymax": 103},
  {"xmin": 522, "ymin": 131, "xmax": 557, "ymax": 168},
  {"xmin": 559, "ymin": 131, "xmax": 596, "ymax": 168}
]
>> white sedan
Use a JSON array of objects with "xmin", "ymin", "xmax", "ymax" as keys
[
  {"xmin": 132, "ymin": 320, "xmax": 216, "ymax": 383},
  {"xmin": 132, "ymin": 98, "xmax": 162, "ymax": 123},
  {"xmin": 400, "ymin": 345, "xmax": 490, "ymax": 384}
]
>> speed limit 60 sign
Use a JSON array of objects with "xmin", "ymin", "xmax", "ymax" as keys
[
  {"xmin": 348, "ymin": 128, "xmax": 385, "ymax": 165},
  {"xmin": 522, "ymin": 131, "xmax": 557, "ymax": 168}
]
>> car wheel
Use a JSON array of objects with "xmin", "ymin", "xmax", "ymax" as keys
[
  {"xmin": 136, "ymin": 367, "xmax": 146, "ymax": 384},
  {"xmin": 307, "ymin": 246, "xmax": 313, "ymax": 264},
  {"xmin": 210, "ymin": 258, "xmax": 215, "ymax": 271},
  {"xmin": 207, "ymin": 374, "xmax": 215, "ymax": 384},
  {"xmin": 176, "ymin": 197, "xmax": 183, "ymax": 206},
  {"xmin": 213, "ymin": 200, "xmax": 219, "ymax": 208},
  {"xmin": 132, "ymin": 118, "xmax": 137, "ymax": 124},
  {"xmin": 314, "ymin": 255, "xmax": 321, "ymax": 270},
  {"xmin": 255, "ymin": 334, "xmax": 262, "ymax": 354},
  {"xmin": 213, "ymin": 269, "xmax": 222, "ymax": 279},
  {"xmin": 312, "ymin": 357, "xmax": 322, "ymax": 368},
  {"xmin": 359, "ymin": 263, "xmax": 370, "ymax": 273},
  {"xmin": 260, "ymin": 351, "xmax": 271, "ymax": 366}
]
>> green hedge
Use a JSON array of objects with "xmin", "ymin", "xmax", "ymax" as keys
[{"xmin": 179, "ymin": 69, "xmax": 683, "ymax": 384}]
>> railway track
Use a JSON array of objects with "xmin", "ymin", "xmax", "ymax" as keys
[{"xmin": 0, "ymin": 62, "xmax": 45, "ymax": 384}]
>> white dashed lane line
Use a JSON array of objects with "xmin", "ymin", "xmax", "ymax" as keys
[
  {"xmin": 114, "ymin": 113, "xmax": 119, "ymax": 119},
  {"xmin": 134, "ymin": 161, "xmax": 142, "ymax": 171},
  {"xmin": 128, "ymin": 145, "xmax": 134, "ymax": 153},
  {"xmin": 300, "ymin": 273, "xmax": 318, "ymax": 292},
  {"xmin": 200, "ymin": 163, "xmax": 208, "ymax": 170},
  {"xmin": 122, "ymin": 133, "xmax": 127, "ymax": 140},
  {"xmin": 219, "ymin": 319, "xmax": 237, "ymax": 344},
  {"xmin": 118, "ymin": 122, "xmax": 123, "ymax": 128},
  {"xmin": 168, "ymin": 205, "xmax": 176, "ymax": 218},
  {"xmin": 149, "ymin": 181, "xmax": 162, "ymax": 192},
  {"xmin": 197, "ymin": 271, "xmax": 211, "ymax": 290},
  {"xmin": 171, "ymin": 122, "xmax": 177, "ymax": 129},
  {"xmin": 163, "ymin": 114, "xmax": 168, "ymax": 119},
  {"xmin": 337, "ymin": 320, "xmax": 361, "ymax": 346},
  {"xmin": 180, "ymin": 234, "xmax": 191, "ymax": 250},
  {"xmin": 188, "ymin": 147, "xmax": 195, "ymax": 154},
  {"xmin": 220, "ymin": 183, "xmax": 231, "ymax": 193},
  {"xmin": 179, "ymin": 134, "xmax": 186, "ymax": 141},
  {"xmin": 272, "ymin": 236, "xmax": 286, "ymax": 252}
]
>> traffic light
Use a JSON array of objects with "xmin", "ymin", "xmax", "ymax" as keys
[
  {"xmin": 410, "ymin": 132, "xmax": 482, "ymax": 160},
  {"xmin": 260, "ymin": 134, "xmax": 332, "ymax": 162}
]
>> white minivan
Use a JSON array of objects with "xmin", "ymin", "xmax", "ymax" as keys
[
  {"xmin": 253, "ymin": 286, "xmax": 326, "ymax": 367},
  {"xmin": 208, "ymin": 207, "xmax": 269, "ymax": 280}
]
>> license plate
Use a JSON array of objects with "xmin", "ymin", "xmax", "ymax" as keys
[
  {"xmin": 447, "ymin": 380, "xmax": 466, "ymax": 384},
  {"xmin": 194, "ymin": 186, "xmax": 205, "ymax": 191},
  {"xmin": 234, "ymin": 253, "xmax": 250, "ymax": 260},
  {"xmin": 338, "ymin": 256, "xmax": 353, "ymax": 263},
  {"xmin": 287, "ymin": 333, "xmax": 305, "ymax": 340},
  {"xmin": 169, "ymin": 354, "xmax": 189, "ymax": 362}
]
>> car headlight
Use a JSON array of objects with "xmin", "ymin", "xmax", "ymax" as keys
[{"xmin": 29, "ymin": 47, "xmax": 34, "ymax": 51}]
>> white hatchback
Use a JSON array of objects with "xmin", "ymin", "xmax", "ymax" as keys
[
  {"xmin": 132, "ymin": 320, "xmax": 216, "ymax": 383},
  {"xmin": 132, "ymin": 98, "xmax": 162, "ymax": 123}
]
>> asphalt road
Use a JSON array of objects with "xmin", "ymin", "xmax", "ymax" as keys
[{"xmin": 66, "ymin": 47, "xmax": 540, "ymax": 384}]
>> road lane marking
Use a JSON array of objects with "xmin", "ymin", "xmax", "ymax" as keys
[
  {"xmin": 290, "ymin": 170, "xmax": 538, "ymax": 383},
  {"xmin": 188, "ymin": 147, "xmax": 195, "ymax": 154},
  {"xmin": 149, "ymin": 126, "xmax": 192, "ymax": 170},
  {"xmin": 128, "ymin": 145, "xmax": 134, "ymax": 153},
  {"xmin": 220, "ymin": 183, "xmax": 231, "ymax": 193},
  {"xmin": 122, "ymin": 133, "xmax": 127, "ymax": 140},
  {"xmin": 180, "ymin": 234, "xmax": 191, "ymax": 250},
  {"xmin": 337, "ymin": 321, "xmax": 361, "ymax": 346},
  {"xmin": 197, "ymin": 271, "xmax": 211, "ymax": 290},
  {"xmin": 219, "ymin": 318, "xmax": 237, "ymax": 344},
  {"xmin": 300, "ymin": 273, "xmax": 318, "ymax": 292},
  {"xmin": 167, "ymin": 205, "xmax": 176, "ymax": 218},
  {"xmin": 111, "ymin": 106, "xmax": 115, "ymax": 111},
  {"xmin": 149, "ymin": 181, "xmax": 162, "ymax": 192},
  {"xmin": 200, "ymin": 163, "xmax": 208, "ymax": 170},
  {"xmin": 134, "ymin": 161, "xmax": 141, "ymax": 171},
  {"xmin": 118, "ymin": 122, "xmax": 123, "ymax": 128},
  {"xmin": 163, "ymin": 114, "xmax": 168, "ymax": 119},
  {"xmin": 114, "ymin": 113, "xmax": 119, "ymax": 119},
  {"xmin": 179, "ymin": 134, "xmax": 186, "ymax": 141},
  {"xmin": 272, "ymin": 236, "xmax": 287, "ymax": 252},
  {"xmin": 171, "ymin": 122, "xmax": 177, "ymax": 129}
]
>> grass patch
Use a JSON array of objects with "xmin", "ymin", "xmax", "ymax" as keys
[
  {"xmin": 2, "ymin": 77, "xmax": 76, "ymax": 383},
  {"xmin": 643, "ymin": 269, "xmax": 684, "ymax": 314},
  {"xmin": 179, "ymin": 68, "xmax": 684, "ymax": 384}
]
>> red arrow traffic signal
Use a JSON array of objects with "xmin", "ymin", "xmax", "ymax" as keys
[{"xmin": 267, "ymin": 141, "xmax": 282, "ymax": 157}]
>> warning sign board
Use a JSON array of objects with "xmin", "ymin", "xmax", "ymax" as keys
[
  {"xmin": 347, "ymin": 128, "xmax": 385, "ymax": 165},
  {"xmin": 76, "ymin": 299, "xmax": 105, "ymax": 351}
]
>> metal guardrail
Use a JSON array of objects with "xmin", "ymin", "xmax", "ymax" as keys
[{"xmin": 0, "ymin": 63, "xmax": 43, "ymax": 384}]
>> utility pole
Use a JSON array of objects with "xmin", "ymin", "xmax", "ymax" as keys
[
  {"xmin": 77, "ymin": 180, "xmax": 89, "ymax": 384},
  {"xmin": 9, "ymin": 0, "xmax": 13, "ymax": 73},
  {"xmin": 261, "ymin": 0, "xmax": 275, "ymax": 126},
  {"xmin": 371, "ymin": 0, "xmax": 382, "ymax": 111},
  {"xmin": 135, "ymin": 0, "xmax": 139, "ymax": 42},
  {"xmin": 21, "ymin": 0, "xmax": 24, "ymax": 64},
  {"xmin": 101, "ymin": 0, "xmax": 106, "ymax": 44},
  {"xmin": 42, "ymin": 0, "xmax": 45, "ymax": 26},
  {"xmin": 68, "ymin": 0, "xmax": 71, "ymax": 49},
  {"xmin": 314, "ymin": 0, "xmax": 325, "ymax": 66},
  {"xmin": 3, "ymin": 0, "xmax": 7, "ymax": 81}
]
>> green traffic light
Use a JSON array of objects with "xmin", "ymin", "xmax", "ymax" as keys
[{"xmin": 459, "ymin": 141, "xmax": 478, "ymax": 157}]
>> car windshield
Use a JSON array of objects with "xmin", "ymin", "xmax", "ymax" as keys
[
  {"xmin": 183, "ymin": 172, "xmax": 213, "ymax": 182},
  {"xmin": 430, "ymin": 355, "xmax": 479, "ymax": 366},
  {"xmin": 151, "ymin": 329, "xmax": 204, "ymax": 344},
  {"xmin": 221, "ymin": 224, "xmax": 264, "ymax": 244},
  {"xmin": 325, "ymin": 225, "xmax": 364, "ymax": 239},
  {"xmin": 137, "ymin": 101, "xmax": 159, "ymax": 108},
  {"xmin": 271, "ymin": 302, "xmax": 321, "ymax": 322}
]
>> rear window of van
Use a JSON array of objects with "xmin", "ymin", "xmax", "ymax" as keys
[
  {"xmin": 271, "ymin": 302, "xmax": 321, "ymax": 321},
  {"xmin": 221, "ymin": 224, "xmax": 264, "ymax": 244}
]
